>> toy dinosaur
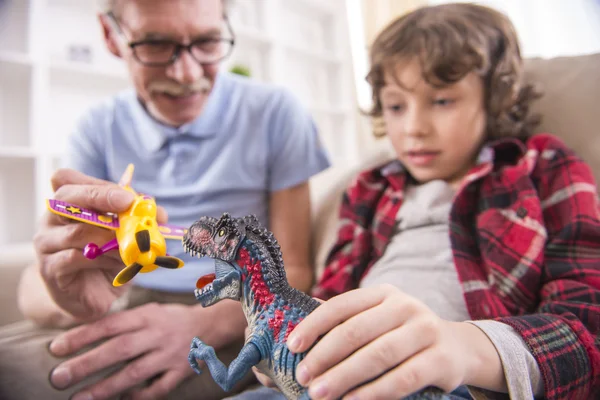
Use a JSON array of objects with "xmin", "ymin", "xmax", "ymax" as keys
[
  {"xmin": 183, "ymin": 212, "xmax": 319, "ymax": 399},
  {"xmin": 183, "ymin": 213, "xmax": 471, "ymax": 400}
]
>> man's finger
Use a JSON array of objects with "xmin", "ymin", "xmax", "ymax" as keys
[
  {"xmin": 50, "ymin": 308, "xmax": 145, "ymax": 357},
  {"xmin": 157, "ymin": 205, "xmax": 168, "ymax": 224},
  {"xmin": 54, "ymin": 183, "xmax": 135, "ymax": 213},
  {"xmin": 76, "ymin": 350, "xmax": 165, "ymax": 400},
  {"xmin": 129, "ymin": 370, "xmax": 186, "ymax": 400},
  {"xmin": 35, "ymin": 222, "xmax": 116, "ymax": 257},
  {"xmin": 287, "ymin": 286, "xmax": 394, "ymax": 353},
  {"xmin": 49, "ymin": 331, "xmax": 153, "ymax": 389},
  {"xmin": 51, "ymin": 168, "xmax": 112, "ymax": 192}
]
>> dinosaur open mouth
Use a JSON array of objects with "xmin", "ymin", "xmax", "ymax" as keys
[
  {"xmin": 196, "ymin": 273, "xmax": 215, "ymax": 289},
  {"xmin": 195, "ymin": 273, "xmax": 215, "ymax": 297}
]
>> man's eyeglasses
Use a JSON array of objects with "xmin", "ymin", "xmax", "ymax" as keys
[{"xmin": 107, "ymin": 13, "xmax": 235, "ymax": 67}]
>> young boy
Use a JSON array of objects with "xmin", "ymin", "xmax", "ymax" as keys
[
  {"xmin": 282, "ymin": 3, "xmax": 600, "ymax": 400},
  {"xmin": 230, "ymin": 3, "xmax": 600, "ymax": 400}
]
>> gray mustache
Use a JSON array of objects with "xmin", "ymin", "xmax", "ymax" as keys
[{"xmin": 149, "ymin": 78, "xmax": 211, "ymax": 96}]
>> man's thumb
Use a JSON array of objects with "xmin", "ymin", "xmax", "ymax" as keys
[{"xmin": 107, "ymin": 188, "xmax": 136, "ymax": 210}]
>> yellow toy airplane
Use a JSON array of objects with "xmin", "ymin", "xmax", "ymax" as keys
[{"xmin": 46, "ymin": 164, "xmax": 186, "ymax": 286}]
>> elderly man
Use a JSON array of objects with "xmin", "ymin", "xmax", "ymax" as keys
[{"xmin": 0, "ymin": 0, "xmax": 329, "ymax": 399}]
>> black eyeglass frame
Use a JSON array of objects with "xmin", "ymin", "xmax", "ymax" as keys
[{"xmin": 106, "ymin": 11, "xmax": 236, "ymax": 67}]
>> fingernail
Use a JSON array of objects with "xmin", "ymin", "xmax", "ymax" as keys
[
  {"xmin": 71, "ymin": 392, "xmax": 93, "ymax": 400},
  {"xmin": 309, "ymin": 380, "xmax": 329, "ymax": 399},
  {"xmin": 49, "ymin": 338, "xmax": 67, "ymax": 355},
  {"xmin": 109, "ymin": 189, "xmax": 135, "ymax": 209},
  {"xmin": 50, "ymin": 366, "xmax": 72, "ymax": 389},
  {"xmin": 288, "ymin": 335, "xmax": 301, "ymax": 351},
  {"xmin": 296, "ymin": 364, "xmax": 310, "ymax": 385}
]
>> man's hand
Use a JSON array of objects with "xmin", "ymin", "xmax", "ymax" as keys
[
  {"xmin": 49, "ymin": 302, "xmax": 202, "ymax": 400},
  {"xmin": 33, "ymin": 168, "xmax": 166, "ymax": 320},
  {"xmin": 285, "ymin": 284, "xmax": 506, "ymax": 400}
]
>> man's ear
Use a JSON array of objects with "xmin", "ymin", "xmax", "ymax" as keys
[{"xmin": 98, "ymin": 14, "xmax": 122, "ymax": 58}]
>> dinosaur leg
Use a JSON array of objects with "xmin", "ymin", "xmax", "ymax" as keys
[
  {"xmin": 188, "ymin": 337, "xmax": 261, "ymax": 392},
  {"xmin": 83, "ymin": 239, "xmax": 119, "ymax": 259}
]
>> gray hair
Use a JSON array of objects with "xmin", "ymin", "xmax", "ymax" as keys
[{"xmin": 97, "ymin": 0, "xmax": 230, "ymax": 16}]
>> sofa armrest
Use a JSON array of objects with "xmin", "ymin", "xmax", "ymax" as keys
[{"xmin": 0, "ymin": 243, "xmax": 36, "ymax": 326}]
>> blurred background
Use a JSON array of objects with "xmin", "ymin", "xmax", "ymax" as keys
[{"xmin": 0, "ymin": 0, "xmax": 598, "ymax": 296}]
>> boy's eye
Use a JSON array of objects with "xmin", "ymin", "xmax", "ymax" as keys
[
  {"xmin": 433, "ymin": 98, "xmax": 454, "ymax": 106},
  {"xmin": 385, "ymin": 104, "xmax": 404, "ymax": 112}
]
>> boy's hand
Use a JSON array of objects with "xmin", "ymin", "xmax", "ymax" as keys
[{"xmin": 286, "ymin": 284, "xmax": 506, "ymax": 400}]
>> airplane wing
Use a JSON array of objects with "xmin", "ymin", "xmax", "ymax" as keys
[
  {"xmin": 158, "ymin": 224, "xmax": 188, "ymax": 240},
  {"xmin": 46, "ymin": 199, "xmax": 120, "ymax": 230}
]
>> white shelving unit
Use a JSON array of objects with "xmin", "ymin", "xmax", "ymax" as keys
[{"xmin": 0, "ymin": 0, "xmax": 359, "ymax": 251}]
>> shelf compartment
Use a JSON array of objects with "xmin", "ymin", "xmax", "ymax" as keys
[
  {"xmin": 228, "ymin": 0, "xmax": 266, "ymax": 33},
  {"xmin": 278, "ymin": 1, "xmax": 336, "ymax": 55},
  {"xmin": 280, "ymin": 49, "xmax": 342, "ymax": 108},
  {"xmin": 0, "ymin": 157, "xmax": 36, "ymax": 246},
  {"xmin": 0, "ymin": 59, "xmax": 32, "ymax": 147},
  {"xmin": 223, "ymin": 36, "xmax": 272, "ymax": 82},
  {"xmin": 311, "ymin": 111, "xmax": 354, "ymax": 166},
  {"xmin": 42, "ymin": 67, "xmax": 130, "ymax": 154},
  {"xmin": 0, "ymin": 0, "xmax": 31, "ymax": 54},
  {"xmin": 45, "ymin": 0, "xmax": 121, "ymax": 70}
]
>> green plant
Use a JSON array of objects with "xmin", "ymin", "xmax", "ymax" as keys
[{"xmin": 229, "ymin": 64, "xmax": 251, "ymax": 77}]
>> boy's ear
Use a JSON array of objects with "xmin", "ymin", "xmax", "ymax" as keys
[{"xmin": 98, "ymin": 14, "xmax": 123, "ymax": 59}]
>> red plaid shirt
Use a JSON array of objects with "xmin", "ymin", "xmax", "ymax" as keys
[{"xmin": 313, "ymin": 134, "xmax": 600, "ymax": 400}]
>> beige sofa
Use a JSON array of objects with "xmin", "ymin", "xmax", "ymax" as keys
[{"xmin": 1, "ymin": 52, "xmax": 598, "ymax": 327}]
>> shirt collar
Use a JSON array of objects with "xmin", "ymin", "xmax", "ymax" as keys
[{"xmin": 130, "ymin": 72, "xmax": 229, "ymax": 153}]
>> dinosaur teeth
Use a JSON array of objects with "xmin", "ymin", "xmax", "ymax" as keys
[{"xmin": 194, "ymin": 282, "xmax": 213, "ymax": 297}]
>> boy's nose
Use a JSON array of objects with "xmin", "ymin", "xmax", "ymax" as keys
[
  {"xmin": 404, "ymin": 109, "xmax": 431, "ymax": 137},
  {"xmin": 166, "ymin": 50, "xmax": 204, "ymax": 84}
]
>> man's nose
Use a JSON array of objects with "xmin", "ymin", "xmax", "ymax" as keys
[{"xmin": 166, "ymin": 50, "xmax": 204, "ymax": 84}]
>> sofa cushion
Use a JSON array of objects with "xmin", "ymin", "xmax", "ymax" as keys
[{"xmin": 525, "ymin": 52, "xmax": 600, "ymax": 184}]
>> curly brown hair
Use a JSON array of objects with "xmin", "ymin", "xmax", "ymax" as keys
[{"xmin": 367, "ymin": 3, "xmax": 541, "ymax": 141}]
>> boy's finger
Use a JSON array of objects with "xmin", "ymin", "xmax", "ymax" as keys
[
  {"xmin": 288, "ymin": 286, "xmax": 393, "ymax": 353},
  {"xmin": 252, "ymin": 367, "xmax": 278, "ymax": 389},
  {"xmin": 295, "ymin": 302, "xmax": 407, "ymax": 386}
]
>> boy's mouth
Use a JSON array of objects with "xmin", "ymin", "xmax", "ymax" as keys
[{"xmin": 405, "ymin": 150, "xmax": 440, "ymax": 166}]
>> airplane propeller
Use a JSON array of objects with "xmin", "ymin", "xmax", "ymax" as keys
[{"xmin": 112, "ymin": 229, "xmax": 185, "ymax": 286}]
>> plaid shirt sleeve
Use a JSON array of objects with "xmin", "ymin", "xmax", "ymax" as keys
[
  {"xmin": 312, "ymin": 170, "xmax": 381, "ymax": 300},
  {"xmin": 496, "ymin": 134, "xmax": 600, "ymax": 399}
]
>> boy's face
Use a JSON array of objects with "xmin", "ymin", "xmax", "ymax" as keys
[{"xmin": 380, "ymin": 59, "xmax": 486, "ymax": 187}]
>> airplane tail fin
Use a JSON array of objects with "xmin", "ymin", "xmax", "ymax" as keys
[{"xmin": 118, "ymin": 163, "xmax": 135, "ymax": 187}]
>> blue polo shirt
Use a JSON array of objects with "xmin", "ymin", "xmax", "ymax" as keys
[{"xmin": 63, "ymin": 72, "xmax": 330, "ymax": 292}]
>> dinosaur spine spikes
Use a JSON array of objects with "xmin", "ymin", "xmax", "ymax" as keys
[{"xmin": 242, "ymin": 219, "xmax": 284, "ymax": 278}]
